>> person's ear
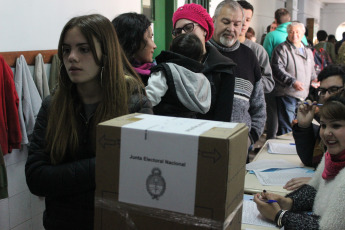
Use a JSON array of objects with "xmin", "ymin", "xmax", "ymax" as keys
[{"xmin": 204, "ymin": 30, "xmax": 207, "ymax": 37}]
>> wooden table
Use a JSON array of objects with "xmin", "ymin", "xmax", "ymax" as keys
[{"xmin": 242, "ymin": 137, "xmax": 309, "ymax": 229}]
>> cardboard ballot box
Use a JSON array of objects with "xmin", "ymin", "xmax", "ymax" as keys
[{"xmin": 94, "ymin": 114, "xmax": 248, "ymax": 230}]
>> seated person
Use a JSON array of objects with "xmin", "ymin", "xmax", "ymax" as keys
[
  {"xmin": 254, "ymin": 90, "xmax": 345, "ymax": 229},
  {"xmin": 145, "ymin": 33, "xmax": 211, "ymax": 118},
  {"xmin": 285, "ymin": 65, "xmax": 345, "ymax": 190}
]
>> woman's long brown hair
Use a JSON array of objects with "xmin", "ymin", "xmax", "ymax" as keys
[{"xmin": 46, "ymin": 14, "xmax": 142, "ymax": 164}]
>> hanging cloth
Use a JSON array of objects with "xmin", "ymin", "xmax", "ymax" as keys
[
  {"xmin": 14, "ymin": 55, "xmax": 42, "ymax": 144},
  {"xmin": 0, "ymin": 55, "xmax": 21, "ymax": 154},
  {"xmin": 34, "ymin": 53, "xmax": 50, "ymax": 99},
  {"xmin": 49, "ymin": 54, "xmax": 60, "ymax": 92}
]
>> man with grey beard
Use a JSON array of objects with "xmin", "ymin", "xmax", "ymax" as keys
[{"xmin": 209, "ymin": 0, "xmax": 266, "ymax": 153}]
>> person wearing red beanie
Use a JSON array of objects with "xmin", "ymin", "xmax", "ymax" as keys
[
  {"xmin": 172, "ymin": 3, "xmax": 237, "ymax": 127},
  {"xmin": 172, "ymin": 3, "xmax": 214, "ymax": 44}
]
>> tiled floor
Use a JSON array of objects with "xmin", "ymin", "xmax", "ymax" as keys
[{"xmin": 1, "ymin": 147, "xmax": 45, "ymax": 230}]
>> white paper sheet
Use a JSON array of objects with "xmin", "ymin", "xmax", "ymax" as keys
[
  {"xmin": 246, "ymin": 159, "xmax": 301, "ymax": 171},
  {"xmin": 253, "ymin": 168, "xmax": 314, "ymax": 186},
  {"xmin": 242, "ymin": 195, "xmax": 277, "ymax": 228},
  {"xmin": 267, "ymin": 142, "xmax": 298, "ymax": 154}
]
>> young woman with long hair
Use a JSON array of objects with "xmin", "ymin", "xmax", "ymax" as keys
[{"xmin": 25, "ymin": 14, "xmax": 152, "ymax": 230}]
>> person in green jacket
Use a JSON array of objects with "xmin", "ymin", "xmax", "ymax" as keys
[{"xmin": 263, "ymin": 8, "xmax": 308, "ymax": 61}]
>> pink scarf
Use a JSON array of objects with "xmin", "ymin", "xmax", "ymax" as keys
[
  {"xmin": 133, "ymin": 62, "xmax": 155, "ymax": 76},
  {"xmin": 322, "ymin": 150, "xmax": 345, "ymax": 180}
]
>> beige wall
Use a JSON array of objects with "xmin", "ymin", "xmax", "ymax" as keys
[{"xmin": 0, "ymin": 0, "xmax": 141, "ymax": 52}]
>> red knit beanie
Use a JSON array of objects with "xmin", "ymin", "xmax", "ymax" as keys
[{"xmin": 172, "ymin": 3, "xmax": 214, "ymax": 42}]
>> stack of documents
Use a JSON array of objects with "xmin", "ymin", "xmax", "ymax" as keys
[
  {"xmin": 253, "ymin": 168, "xmax": 314, "ymax": 186},
  {"xmin": 246, "ymin": 159, "xmax": 314, "ymax": 186},
  {"xmin": 267, "ymin": 142, "xmax": 297, "ymax": 155}
]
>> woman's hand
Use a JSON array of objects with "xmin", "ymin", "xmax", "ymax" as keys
[
  {"xmin": 283, "ymin": 177, "xmax": 311, "ymax": 191},
  {"xmin": 254, "ymin": 191, "xmax": 293, "ymax": 221},
  {"xmin": 253, "ymin": 193, "xmax": 281, "ymax": 221},
  {"xmin": 296, "ymin": 100, "xmax": 317, "ymax": 128}
]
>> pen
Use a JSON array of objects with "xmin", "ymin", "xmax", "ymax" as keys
[
  {"xmin": 249, "ymin": 199, "xmax": 278, "ymax": 204},
  {"xmin": 265, "ymin": 200, "xmax": 278, "ymax": 204},
  {"xmin": 303, "ymin": 102, "xmax": 323, "ymax": 106},
  {"xmin": 289, "ymin": 143, "xmax": 296, "ymax": 145}
]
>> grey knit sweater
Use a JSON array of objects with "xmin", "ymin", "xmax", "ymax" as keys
[
  {"xmin": 208, "ymin": 40, "xmax": 266, "ymax": 144},
  {"xmin": 243, "ymin": 39, "xmax": 274, "ymax": 94}
]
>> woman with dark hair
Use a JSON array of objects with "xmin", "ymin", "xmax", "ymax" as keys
[
  {"xmin": 25, "ymin": 14, "xmax": 152, "ymax": 230},
  {"xmin": 254, "ymin": 90, "xmax": 345, "ymax": 229},
  {"xmin": 112, "ymin": 12, "xmax": 157, "ymax": 85}
]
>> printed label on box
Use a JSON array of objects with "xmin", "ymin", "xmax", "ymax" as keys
[{"xmin": 118, "ymin": 115, "xmax": 237, "ymax": 215}]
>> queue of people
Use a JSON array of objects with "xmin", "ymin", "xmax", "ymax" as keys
[{"xmin": 19, "ymin": 0, "xmax": 345, "ymax": 229}]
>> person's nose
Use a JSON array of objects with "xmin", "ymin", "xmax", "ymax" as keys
[
  {"xmin": 68, "ymin": 49, "xmax": 78, "ymax": 62},
  {"xmin": 226, "ymin": 26, "xmax": 232, "ymax": 33},
  {"xmin": 325, "ymin": 126, "xmax": 333, "ymax": 136},
  {"xmin": 324, "ymin": 91, "xmax": 331, "ymax": 100}
]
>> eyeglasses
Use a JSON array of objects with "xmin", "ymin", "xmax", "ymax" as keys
[
  {"xmin": 172, "ymin": 23, "xmax": 199, "ymax": 36},
  {"xmin": 317, "ymin": 86, "xmax": 344, "ymax": 96}
]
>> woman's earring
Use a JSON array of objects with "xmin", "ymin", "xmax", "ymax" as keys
[{"xmin": 100, "ymin": 67, "xmax": 104, "ymax": 87}]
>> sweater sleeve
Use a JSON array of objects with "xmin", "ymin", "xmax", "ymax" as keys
[
  {"xmin": 249, "ymin": 78, "xmax": 266, "ymax": 144},
  {"xmin": 257, "ymin": 45, "xmax": 274, "ymax": 93},
  {"xmin": 282, "ymin": 211, "xmax": 320, "ymax": 230},
  {"xmin": 281, "ymin": 184, "xmax": 320, "ymax": 229},
  {"xmin": 145, "ymin": 71, "xmax": 168, "ymax": 106},
  {"xmin": 271, "ymin": 44, "xmax": 296, "ymax": 87},
  {"xmin": 286, "ymin": 184, "xmax": 317, "ymax": 211},
  {"xmin": 292, "ymin": 123, "xmax": 317, "ymax": 167},
  {"xmin": 25, "ymin": 97, "xmax": 96, "ymax": 197}
]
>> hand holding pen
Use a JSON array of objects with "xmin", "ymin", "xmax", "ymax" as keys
[
  {"xmin": 253, "ymin": 190, "xmax": 281, "ymax": 221},
  {"xmin": 256, "ymin": 190, "xmax": 293, "ymax": 210},
  {"xmin": 296, "ymin": 100, "xmax": 318, "ymax": 128},
  {"xmin": 260, "ymin": 190, "xmax": 278, "ymax": 203}
]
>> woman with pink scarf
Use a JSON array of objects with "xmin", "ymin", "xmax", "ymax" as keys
[
  {"xmin": 112, "ymin": 13, "xmax": 157, "ymax": 86},
  {"xmin": 254, "ymin": 91, "xmax": 345, "ymax": 229}
]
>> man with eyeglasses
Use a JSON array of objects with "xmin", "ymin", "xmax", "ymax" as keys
[
  {"xmin": 285, "ymin": 65, "xmax": 345, "ymax": 191},
  {"xmin": 209, "ymin": 0, "xmax": 266, "ymax": 153},
  {"xmin": 172, "ymin": 4, "xmax": 238, "ymax": 124}
]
